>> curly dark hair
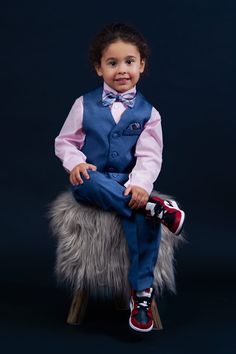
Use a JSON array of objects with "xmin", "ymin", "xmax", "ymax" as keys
[{"xmin": 88, "ymin": 23, "xmax": 150, "ymax": 71}]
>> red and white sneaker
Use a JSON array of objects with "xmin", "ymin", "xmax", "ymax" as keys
[
  {"xmin": 129, "ymin": 288, "xmax": 154, "ymax": 332},
  {"xmin": 145, "ymin": 196, "xmax": 185, "ymax": 235}
]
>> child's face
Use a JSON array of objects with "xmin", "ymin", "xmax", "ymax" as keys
[{"xmin": 95, "ymin": 40, "xmax": 145, "ymax": 93}]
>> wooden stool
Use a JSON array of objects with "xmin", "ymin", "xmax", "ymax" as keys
[{"xmin": 67, "ymin": 289, "xmax": 163, "ymax": 330}]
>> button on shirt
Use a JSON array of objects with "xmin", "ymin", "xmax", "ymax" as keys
[{"xmin": 55, "ymin": 82, "xmax": 163, "ymax": 195}]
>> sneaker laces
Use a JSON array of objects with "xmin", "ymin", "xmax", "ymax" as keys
[
  {"xmin": 135, "ymin": 296, "xmax": 151, "ymax": 311},
  {"xmin": 155, "ymin": 203, "xmax": 167, "ymax": 220}
]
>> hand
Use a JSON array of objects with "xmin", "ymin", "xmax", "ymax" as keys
[
  {"xmin": 69, "ymin": 163, "xmax": 97, "ymax": 185},
  {"xmin": 124, "ymin": 185, "xmax": 149, "ymax": 210}
]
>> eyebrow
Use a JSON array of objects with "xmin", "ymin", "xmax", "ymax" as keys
[{"xmin": 105, "ymin": 55, "xmax": 136, "ymax": 63}]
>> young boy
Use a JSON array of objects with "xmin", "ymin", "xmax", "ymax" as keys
[{"xmin": 55, "ymin": 23, "xmax": 185, "ymax": 332}]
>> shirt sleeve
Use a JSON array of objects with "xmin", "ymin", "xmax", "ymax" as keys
[
  {"xmin": 54, "ymin": 96, "xmax": 87, "ymax": 172},
  {"xmin": 124, "ymin": 107, "xmax": 163, "ymax": 195}
]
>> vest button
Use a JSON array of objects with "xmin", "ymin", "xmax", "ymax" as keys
[
  {"xmin": 112, "ymin": 133, "xmax": 119, "ymax": 138},
  {"xmin": 111, "ymin": 151, "xmax": 119, "ymax": 158}
]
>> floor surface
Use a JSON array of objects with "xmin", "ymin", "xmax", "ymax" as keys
[{"xmin": 1, "ymin": 275, "xmax": 235, "ymax": 354}]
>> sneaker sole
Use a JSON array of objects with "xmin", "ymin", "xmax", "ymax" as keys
[
  {"xmin": 129, "ymin": 317, "xmax": 154, "ymax": 332},
  {"xmin": 129, "ymin": 300, "xmax": 153, "ymax": 332}
]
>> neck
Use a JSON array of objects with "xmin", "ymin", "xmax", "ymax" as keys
[{"xmin": 103, "ymin": 82, "xmax": 136, "ymax": 95}]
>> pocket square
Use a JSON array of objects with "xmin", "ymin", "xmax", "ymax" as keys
[{"xmin": 126, "ymin": 122, "xmax": 142, "ymax": 130}]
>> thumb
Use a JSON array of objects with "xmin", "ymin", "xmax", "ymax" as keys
[{"xmin": 124, "ymin": 186, "xmax": 132, "ymax": 196}]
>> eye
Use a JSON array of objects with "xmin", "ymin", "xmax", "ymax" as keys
[
  {"xmin": 126, "ymin": 59, "xmax": 135, "ymax": 64},
  {"xmin": 108, "ymin": 60, "xmax": 117, "ymax": 66}
]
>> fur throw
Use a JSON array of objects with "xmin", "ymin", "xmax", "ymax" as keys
[{"xmin": 48, "ymin": 190, "xmax": 185, "ymax": 299}]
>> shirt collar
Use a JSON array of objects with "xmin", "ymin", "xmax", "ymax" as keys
[{"xmin": 103, "ymin": 81, "xmax": 136, "ymax": 97}]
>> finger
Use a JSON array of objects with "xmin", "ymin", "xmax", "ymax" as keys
[
  {"xmin": 138, "ymin": 201, "xmax": 146, "ymax": 209},
  {"xmin": 128, "ymin": 192, "xmax": 138, "ymax": 207},
  {"xmin": 129, "ymin": 200, "xmax": 136, "ymax": 209},
  {"xmin": 139, "ymin": 196, "xmax": 148, "ymax": 208},
  {"xmin": 87, "ymin": 164, "xmax": 97, "ymax": 171},
  {"xmin": 75, "ymin": 172, "xmax": 83, "ymax": 184},
  {"xmin": 81, "ymin": 168, "xmax": 90, "ymax": 180},
  {"xmin": 131, "ymin": 192, "xmax": 145, "ymax": 209},
  {"xmin": 124, "ymin": 186, "xmax": 132, "ymax": 196},
  {"xmin": 130, "ymin": 201, "xmax": 137, "ymax": 209},
  {"xmin": 131, "ymin": 200, "xmax": 141, "ymax": 209},
  {"xmin": 132, "ymin": 196, "xmax": 143, "ymax": 209},
  {"xmin": 69, "ymin": 174, "xmax": 74, "ymax": 185},
  {"xmin": 71, "ymin": 174, "xmax": 78, "ymax": 186}
]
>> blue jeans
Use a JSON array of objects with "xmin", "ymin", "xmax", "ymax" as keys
[{"xmin": 71, "ymin": 171, "xmax": 161, "ymax": 291}]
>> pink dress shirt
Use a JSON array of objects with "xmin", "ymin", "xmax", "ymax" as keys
[{"xmin": 55, "ymin": 82, "xmax": 163, "ymax": 195}]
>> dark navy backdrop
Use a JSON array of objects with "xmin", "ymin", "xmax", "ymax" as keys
[{"xmin": 1, "ymin": 1, "xmax": 235, "ymax": 353}]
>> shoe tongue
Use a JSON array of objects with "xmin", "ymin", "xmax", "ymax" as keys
[
  {"xmin": 136, "ymin": 288, "xmax": 152, "ymax": 298},
  {"xmin": 145, "ymin": 202, "xmax": 156, "ymax": 216}
]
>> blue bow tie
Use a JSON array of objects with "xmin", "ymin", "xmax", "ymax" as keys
[{"xmin": 102, "ymin": 92, "xmax": 136, "ymax": 108}]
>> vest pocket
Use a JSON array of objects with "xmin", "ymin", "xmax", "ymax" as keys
[
  {"xmin": 122, "ymin": 122, "xmax": 143, "ymax": 136},
  {"xmin": 122, "ymin": 128, "xmax": 142, "ymax": 136}
]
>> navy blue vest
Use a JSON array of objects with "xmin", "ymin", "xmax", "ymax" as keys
[{"xmin": 81, "ymin": 86, "xmax": 153, "ymax": 174}]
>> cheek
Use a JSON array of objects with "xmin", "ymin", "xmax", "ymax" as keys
[
  {"xmin": 130, "ymin": 70, "xmax": 141, "ymax": 78},
  {"xmin": 131, "ymin": 66, "xmax": 141, "ymax": 74},
  {"xmin": 104, "ymin": 69, "xmax": 114, "ymax": 77}
]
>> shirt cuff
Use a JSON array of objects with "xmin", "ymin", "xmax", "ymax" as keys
[
  {"xmin": 63, "ymin": 155, "xmax": 87, "ymax": 172},
  {"xmin": 124, "ymin": 175, "xmax": 153, "ymax": 195}
]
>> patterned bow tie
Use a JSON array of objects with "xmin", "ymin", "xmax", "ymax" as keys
[{"xmin": 102, "ymin": 92, "xmax": 136, "ymax": 108}]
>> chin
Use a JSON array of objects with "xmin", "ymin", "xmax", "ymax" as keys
[
  {"xmin": 116, "ymin": 88, "xmax": 129, "ymax": 93},
  {"xmin": 116, "ymin": 85, "xmax": 132, "ymax": 92}
]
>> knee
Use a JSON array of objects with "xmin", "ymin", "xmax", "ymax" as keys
[
  {"xmin": 81, "ymin": 170, "xmax": 105, "ymax": 188},
  {"xmin": 71, "ymin": 170, "xmax": 104, "ymax": 195}
]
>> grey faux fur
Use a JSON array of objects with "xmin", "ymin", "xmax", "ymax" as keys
[{"xmin": 48, "ymin": 190, "xmax": 185, "ymax": 299}]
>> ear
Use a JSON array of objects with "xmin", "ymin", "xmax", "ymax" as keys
[
  {"xmin": 95, "ymin": 65, "xmax": 103, "ymax": 77},
  {"xmin": 139, "ymin": 59, "xmax": 146, "ymax": 73}
]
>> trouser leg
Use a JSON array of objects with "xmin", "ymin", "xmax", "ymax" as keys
[
  {"xmin": 71, "ymin": 170, "xmax": 132, "ymax": 218},
  {"xmin": 121, "ymin": 213, "xmax": 161, "ymax": 291},
  {"xmin": 71, "ymin": 170, "xmax": 161, "ymax": 291}
]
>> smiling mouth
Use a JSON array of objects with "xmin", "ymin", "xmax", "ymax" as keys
[{"xmin": 115, "ymin": 78, "xmax": 130, "ymax": 82}]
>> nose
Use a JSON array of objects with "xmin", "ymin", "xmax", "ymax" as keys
[{"xmin": 117, "ymin": 62, "xmax": 127, "ymax": 74}]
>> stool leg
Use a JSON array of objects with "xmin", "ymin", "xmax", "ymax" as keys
[
  {"xmin": 151, "ymin": 298, "xmax": 163, "ymax": 330},
  {"xmin": 67, "ymin": 289, "xmax": 88, "ymax": 325}
]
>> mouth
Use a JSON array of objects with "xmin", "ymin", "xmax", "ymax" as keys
[{"xmin": 114, "ymin": 78, "xmax": 130, "ymax": 84}]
